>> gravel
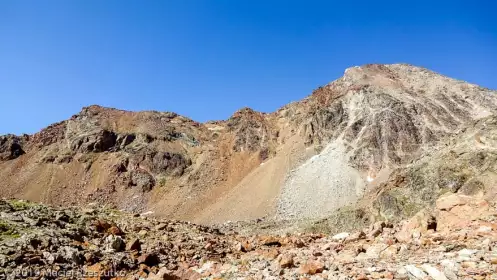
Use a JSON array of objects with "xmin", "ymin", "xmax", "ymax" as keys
[{"xmin": 277, "ymin": 141, "xmax": 365, "ymax": 220}]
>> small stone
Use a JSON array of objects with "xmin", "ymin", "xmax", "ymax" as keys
[
  {"xmin": 147, "ymin": 267, "xmax": 173, "ymax": 280},
  {"xmin": 312, "ymin": 251, "xmax": 323, "ymax": 257},
  {"xmin": 63, "ymin": 246, "xmax": 84, "ymax": 265},
  {"xmin": 440, "ymin": 259, "xmax": 457, "ymax": 270},
  {"xmin": 321, "ymin": 242, "xmax": 340, "ymax": 251},
  {"xmin": 369, "ymin": 221, "xmax": 386, "ymax": 237},
  {"xmin": 365, "ymin": 243, "xmax": 388, "ymax": 259},
  {"xmin": 291, "ymin": 238, "xmax": 305, "ymax": 248},
  {"xmin": 84, "ymin": 252, "xmax": 97, "ymax": 263},
  {"xmin": 278, "ymin": 254, "xmax": 294, "ymax": 268},
  {"xmin": 443, "ymin": 269, "xmax": 458, "ymax": 280},
  {"xmin": 263, "ymin": 248, "xmax": 280, "ymax": 260},
  {"xmin": 356, "ymin": 273, "xmax": 368, "ymax": 280},
  {"xmin": 421, "ymin": 264, "xmax": 447, "ymax": 280},
  {"xmin": 235, "ymin": 242, "xmax": 245, "ymax": 252},
  {"xmin": 298, "ymin": 261, "xmax": 324, "ymax": 275},
  {"xmin": 126, "ymin": 238, "xmax": 141, "ymax": 251},
  {"xmin": 396, "ymin": 267, "xmax": 408, "ymax": 278},
  {"xmin": 384, "ymin": 272, "xmax": 394, "ymax": 279},
  {"xmin": 261, "ymin": 236, "xmax": 281, "ymax": 246},
  {"xmin": 138, "ymin": 253, "xmax": 160, "ymax": 267},
  {"xmin": 94, "ymin": 219, "xmax": 112, "ymax": 233},
  {"xmin": 106, "ymin": 235, "xmax": 125, "ymax": 252},
  {"xmin": 345, "ymin": 231, "xmax": 366, "ymax": 243},
  {"xmin": 108, "ymin": 225, "xmax": 124, "ymax": 236},
  {"xmin": 458, "ymin": 249, "xmax": 478, "ymax": 257},
  {"xmin": 477, "ymin": 226, "xmax": 492, "ymax": 233},
  {"xmin": 332, "ymin": 232, "xmax": 350, "ymax": 241},
  {"xmin": 241, "ymin": 240, "xmax": 252, "ymax": 251},
  {"xmin": 204, "ymin": 242, "xmax": 213, "ymax": 250},
  {"xmin": 155, "ymin": 223, "xmax": 168, "ymax": 231},
  {"xmin": 380, "ymin": 245, "xmax": 398, "ymax": 259},
  {"xmin": 404, "ymin": 265, "xmax": 427, "ymax": 279},
  {"xmin": 55, "ymin": 212, "xmax": 70, "ymax": 222},
  {"xmin": 461, "ymin": 261, "xmax": 477, "ymax": 269},
  {"xmin": 42, "ymin": 252, "xmax": 55, "ymax": 264}
]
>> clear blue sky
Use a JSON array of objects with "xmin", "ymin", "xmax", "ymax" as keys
[{"xmin": 1, "ymin": 0, "xmax": 495, "ymax": 135}]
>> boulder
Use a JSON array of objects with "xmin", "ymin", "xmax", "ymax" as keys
[
  {"xmin": 278, "ymin": 254, "xmax": 294, "ymax": 268},
  {"xmin": 395, "ymin": 209, "xmax": 436, "ymax": 242},
  {"xmin": 435, "ymin": 194, "xmax": 490, "ymax": 231},
  {"xmin": 298, "ymin": 261, "xmax": 324, "ymax": 275}
]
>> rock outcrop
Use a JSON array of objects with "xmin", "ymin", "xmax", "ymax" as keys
[{"xmin": 0, "ymin": 135, "xmax": 26, "ymax": 160}]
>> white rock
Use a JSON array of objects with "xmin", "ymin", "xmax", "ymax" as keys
[
  {"xmin": 421, "ymin": 264, "xmax": 448, "ymax": 280},
  {"xmin": 332, "ymin": 232, "xmax": 350, "ymax": 240},
  {"xmin": 140, "ymin": 211, "xmax": 155, "ymax": 216},
  {"xmin": 440, "ymin": 259, "xmax": 457, "ymax": 270},
  {"xmin": 404, "ymin": 265, "xmax": 427, "ymax": 279},
  {"xmin": 458, "ymin": 249, "xmax": 478, "ymax": 257},
  {"xmin": 396, "ymin": 267, "xmax": 408, "ymax": 277},
  {"xmin": 443, "ymin": 268, "xmax": 458, "ymax": 280},
  {"xmin": 477, "ymin": 226, "xmax": 492, "ymax": 233}
]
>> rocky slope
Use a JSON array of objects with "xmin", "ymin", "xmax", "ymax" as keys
[
  {"xmin": 1, "ymin": 63, "xmax": 497, "ymax": 229},
  {"xmin": 1, "ymin": 193, "xmax": 496, "ymax": 279}
]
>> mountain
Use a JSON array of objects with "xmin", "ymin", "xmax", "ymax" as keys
[{"xmin": 1, "ymin": 63, "xmax": 497, "ymax": 229}]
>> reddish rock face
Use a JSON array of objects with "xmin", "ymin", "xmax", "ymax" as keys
[{"xmin": 435, "ymin": 194, "xmax": 491, "ymax": 231}]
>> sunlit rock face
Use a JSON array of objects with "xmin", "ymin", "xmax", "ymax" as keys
[{"xmin": 1, "ymin": 64, "xmax": 497, "ymax": 224}]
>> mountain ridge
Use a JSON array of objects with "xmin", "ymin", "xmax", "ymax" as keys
[{"xmin": 1, "ymin": 63, "xmax": 497, "ymax": 230}]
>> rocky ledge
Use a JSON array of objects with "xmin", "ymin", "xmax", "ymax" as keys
[{"xmin": 1, "ymin": 193, "xmax": 496, "ymax": 279}]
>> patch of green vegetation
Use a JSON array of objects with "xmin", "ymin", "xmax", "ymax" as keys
[
  {"xmin": 0, "ymin": 219, "xmax": 20, "ymax": 239},
  {"xmin": 9, "ymin": 200, "xmax": 35, "ymax": 211},
  {"xmin": 102, "ymin": 207, "xmax": 121, "ymax": 217},
  {"xmin": 313, "ymin": 144, "xmax": 324, "ymax": 154},
  {"xmin": 400, "ymin": 198, "xmax": 420, "ymax": 217},
  {"xmin": 438, "ymin": 187, "xmax": 453, "ymax": 197},
  {"xmin": 303, "ymin": 206, "xmax": 370, "ymax": 234},
  {"xmin": 157, "ymin": 176, "xmax": 167, "ymax": 187},
  {"xmin": 379, "ymin": 188, "xmax": 421, "ymax": 219},
  {"xmin": 305, "ymin": 219, "xmax": 333, "ymax": 234},
  {"xmin": 460, "ymin": 179, "xmax": 485, "ymax": 195}
]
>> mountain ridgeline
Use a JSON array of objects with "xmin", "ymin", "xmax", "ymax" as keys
[{"xmin": 1, "ymin": 64, "xmax": 497, "ymax": 230}]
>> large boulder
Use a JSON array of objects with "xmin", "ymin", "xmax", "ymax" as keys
[{"xmin": 435, "ymin": 193, "xmax": 491, "ymax": 231}]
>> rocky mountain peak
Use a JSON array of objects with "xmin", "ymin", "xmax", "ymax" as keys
[{"xmin": 1, "ymin": 64, "xmax": 496, "ymax": 232}]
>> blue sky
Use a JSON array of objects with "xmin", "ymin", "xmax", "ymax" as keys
[{"xmin": 0, "ymin": 0, "xmax": 495, "ymax": 135}]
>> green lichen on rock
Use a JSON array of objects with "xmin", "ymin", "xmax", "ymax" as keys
[
  {"xmin": 374, "ymin": 188, "xmax": 423, "ymax": 221},
  {"xmin": 0, "ymin": 219, "xmax": 20, "ymax": 240},
  {"xmin": 304, "ymin": 206, "xmax": 370, "ymax": 234},
  {"xmin": 8, "ymin": 200, "xmax": 35, "ymax": 211}
]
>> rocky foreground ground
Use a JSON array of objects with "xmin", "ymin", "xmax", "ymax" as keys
[{"xmin": 1, "ymin": 193, "xmax": 496, "ymax": 279}]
